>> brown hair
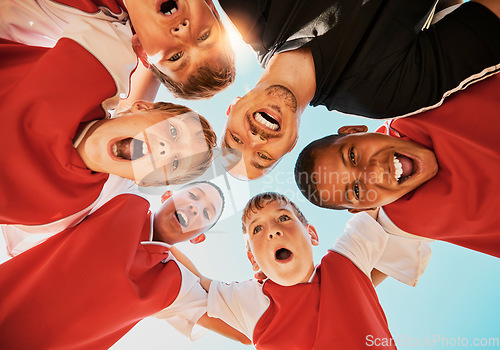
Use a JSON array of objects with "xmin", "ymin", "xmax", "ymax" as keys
[
  {"xmin": 150, "ymin": 25, "xmax": 235, "ymax": 100},
  {"xmin": 122, "ymin": 102, "xmax": 217, "ymax": 186},
  {"xmin": 241, "ymin": 192, "xmax": 309, "ymax": 235},
  {"xmin": 294, "ymin": 134, "xmax": 346, "ymax": 210}
]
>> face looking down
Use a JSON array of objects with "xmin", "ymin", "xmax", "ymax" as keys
[
  {"xmin": 154, "ymin": 182, "xmax": 224, "ymax": 244},
  {"xmin": 128, "ymin": 0, "xmax": 229, "ymax": 83},
  {"xmin": 312, "ymin": 125, "xmax": 438, "ymax": 210},
  {"xmin": 76, "ymin": 101, "xmax": 210, "ymax": 186},
  {"xmin": 222, "ymin": 84, "xmax": 300, "ymax": 180},
  {"xmin": 245, "ymin": 200, "xmax": 318, "ymax": 286}
]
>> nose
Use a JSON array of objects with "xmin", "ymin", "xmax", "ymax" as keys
[
  {"xmin": 249, "ymin": 130, "xmax": 267, "ymax": 147},
  {"xmin": 367, "ymin": 159, "xmax": 386, "ymax": 184},
  {"xmin": 157, "ymin": 139, "xmax": 170, "ymax": 157},
  {"xmin": 171, "ymin": 19, "xmax": 191, "ymax": 38},
  {"xmin": 267, "ymin": 230, "xmax": 282, "ymax": 240}
]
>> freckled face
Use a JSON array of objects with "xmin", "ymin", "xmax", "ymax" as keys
[
  {"xmin": 246, "ymin": 201, "xmax": 317, "ymax": 286},
  {"xmin": 313, "ymin": 132, "xmax": 438, "ymax": 209}
]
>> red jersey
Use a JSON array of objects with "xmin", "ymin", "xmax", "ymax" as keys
[
  {"xmin": 379, "ymin": 74, "xmax": 500, "ymax": 257},
  {"xmin": 253, "ymin": 251, "xmax": 396, "ymax": 349},
  {"xmin": 0, "ymin": 38, "xmax": 115, "ymax": 225}
]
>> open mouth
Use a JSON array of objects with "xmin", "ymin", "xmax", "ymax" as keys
[
  {"xmin": 111, "ymin": 138, "xmax": 149, "ymax": 161},
  {"xmin": 253, "ymin": 111, "xmax": 280, "ymax": 131},
  {"xmin": 275, "ymin": 248, "xmax": 292, "ymax": 262},
  {"xmin": 159, "ymin": 0, "xmax": 178, "ymax": 15},
  {"xmin": 393, "ymin": 153, "xmax": 415, "ymax": 184},
  {"xmin": 175, "ymin": 210, "xmax": 189, "ymax": 227}
]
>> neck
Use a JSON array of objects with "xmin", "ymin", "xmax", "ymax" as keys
[{"xmin": 258, "ymin": 48, "xmax": 316, "ymax": 116}]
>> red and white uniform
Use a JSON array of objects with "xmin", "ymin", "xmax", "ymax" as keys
[
  {"xmin": 0, "ymin": 0, "xmax": 137, "ymax": 111},
  {"xmin": 0, "ymin": 38, "xmax": 137, "ymax": 257},
  {"xmin": 377, "ymin": 74, "xmax": 500, "ymax": 258},
  {"xmin": 0, "ymin": 194, "xmax": 208, "ymax": 349},
  {"xmin": 207, "ymin": 213, "xmax": 429, "ymax": 349}
]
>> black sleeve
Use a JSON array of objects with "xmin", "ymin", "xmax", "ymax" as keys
[{"xmin": 312, "ymin": 1, "xmax": 500, "ymax": 119}]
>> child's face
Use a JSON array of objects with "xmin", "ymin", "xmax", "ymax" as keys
[
  {"xmin": 77, "ymin": 105, "xmax": 209, "ymax": 185},
  {"xmin": 128, "ymin": 0, "xmax": 227, "ymax": 82},
  {"xmin": 245, "ymin": 201, "xmax": 318, "ymax": 286},
  {"xmin": 154, "ymin": 182, "xmax": 223, "ymax": 244},
  {"xmin": 313, "ymin": 126, "xmax": 438, "ymax": 209}
]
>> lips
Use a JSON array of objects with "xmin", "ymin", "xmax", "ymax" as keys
[
  {"xmin": 111, "ymin": 138, "xmax": 149, "ymax": 161},
  {"xmin": 275, "ymin": 247, "xmax": 293, "ymax": 263},
  {"xmin": 254, "ymin": 111, "xmax": 280, "ymax": 131},
  {"xmin": 393, "ymin": 153, "xmax": 415, "ymax": 184},
  {"xmin": 174, "ymin": 210, "xmax": 189, "ymax": 227}
]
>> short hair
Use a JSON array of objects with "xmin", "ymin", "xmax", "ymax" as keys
[
  {"xmin": 122, "ymin": 102, "xmax": 217, "ymax": 186},
  {"xmin": 294, "ymin": 134, "xmax": 346, "ymax": 210},
  {"xmin": 241, "ymin": 192, "xmax": 309, "ymax": 235},
  {"xmin": 150, "ymin": 25, "xmax": 235, "ymax": 100}
]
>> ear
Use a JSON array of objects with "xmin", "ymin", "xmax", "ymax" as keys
[
  {"xmin": 226, "ymin": 97, "xmax": 241, "ymax": 116},
  {"xmin": 337, "ymin": 125, "xmax": 368, "ymax": 135},
  {"xmin": 287, "ymin": 136, "xmax": 299, "ymax": 153},
  {"xmin": 347, "ymin": 208, "xmax": 376, "ymax": 214},
  {"xmin": 190, "ymin": 234, "xmax": 206, "ymax": 244},
  {"xmin": 131, "ymin": 34, "xmax": 150, "ymax": 69},
  {"xmin": 307, "ymin": 224, "xmax": 319, "ymax": 246},
  {"xmin": 161, "ymin": 190, "xmax": 173, "ymax": 204},
  {"xmin": 247, "ymin": 251, "xmax": 260, "ymax": 271},
  {"xmin": 130, "ymin": 100, "xmax": 155, "ymax": 112}
]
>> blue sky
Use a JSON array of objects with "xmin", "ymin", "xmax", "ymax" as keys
[{"xmin": 112, "ymin": 5, "xmax": 500, "ymax": 350}]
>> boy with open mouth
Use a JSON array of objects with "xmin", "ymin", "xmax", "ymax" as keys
[
  {"xmin": 174, "ymin": 192, "xmax": 430, "ymax": 348},
  {"xmin": 0, "ymin": 0, "xmax": 235, "ymax": 101},
  {"xmin": 295, "ymin": 74, "xmax": 500, "ymax": 258},
  {"xmin": 0, "ymin": 182, "xmax": 252, "ymax": 348}
]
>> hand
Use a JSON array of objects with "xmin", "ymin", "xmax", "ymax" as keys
[{"xmin": 254, "ymin": 270, "xmax": 267, "ymax": 283}]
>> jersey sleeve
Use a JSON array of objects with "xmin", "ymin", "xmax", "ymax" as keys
[
  {"xmin": 207, "ymin": 279, "xmax": 270, "ymax": 340},
  {"xmin": 332, "ymin": 212, "xmax": 431, "ymax": 286},
  {"xmin": 154, "ymin": 260, "xmax": 209, "ymax": 340}
]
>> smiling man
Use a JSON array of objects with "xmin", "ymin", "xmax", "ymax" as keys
[
  {"xmin": 295, "ymin": 74, "xmax": 500, "ymax": 259},
  {"xmin": 219, "ymin": 0, "xmax": 500, "ymax": 179}
]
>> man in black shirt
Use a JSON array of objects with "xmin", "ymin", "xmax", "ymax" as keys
[{"xmin": 219, "ymin": 0, "xmax": 500, "ymax": 179}]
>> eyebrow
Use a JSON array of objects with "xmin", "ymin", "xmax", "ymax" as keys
[
  {"xmin": 172, "ymin": 56, "xmax": 190, "ymax": 72},
  {"xmin": 250, "ymin": 160, "xmax": 271, "ymax": 170},
  {"xmin": 339, "ymin": 144, "xmax": 347, "ymax": 167},
  {"xmin": 344, "ymin": 183, "xmax": 353, "ymax": 205}
]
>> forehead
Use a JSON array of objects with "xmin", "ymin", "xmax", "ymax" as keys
[{"xmin": 244, "ymin": 200, "xmax": 295, "ymax": 224}]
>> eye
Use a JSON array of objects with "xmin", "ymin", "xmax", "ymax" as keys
[
  {"xmin": 349, "ymin": 147, "xmax": 356, "ymax": 165},
  {"xmin": 199, "ymin": 31, "xmax": 210, "ymax": 41},
  {"xmin": 203, "ymin": 209, "xmax": 210, "ymax": 220},
  {"xmin": 278, "ymin": 215, "xmax": 290, "ymax": 222},
  {"xmin": 188, "ymin": 191, "xmax": 198, "ymax": 200},
  {"xmin": 170, "ymin": 125, "xmax": 177, "ymax": 140},
  {"xmin": 168, "ymin": 51, "xmax": 183, "ymax": 62},
  {"xmin": 231, "ymin": 133, "xmax": 242, "ymax": 144},
  {"xmin": 257, "ymin": 152, "xmax": 272, "ymax": 160},
  {"xmin": 253, "ymin": 225, "xmax": 263, "ymax": 235},
  {"xmin": 172, "ymin": 156, "xmax": 179, "ymax": 171},
  {"xmin": 353, "ymin": 181, "xmax": 360, "ymax": 200}
]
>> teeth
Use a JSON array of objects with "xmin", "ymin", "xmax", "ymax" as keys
[
  {"xmin": 112, "ymin": 144, "xmax": 118, "ymax": 157},
  {"xmin": 143, "ymin": 142, "xmax": 148, "ymax": 156},
  {"xmin": 393, "ymin": 156, "xmax": 403, "ymax": 182},
  {"xmin": 169, "ymin": 7, "xmax": 177, "ymax": 14},
  {"xmin": 176, "ymin": 211, "xmax": 188, "ymax": 227},
  {"xmin": 255, "ymin": 112, "xmax": 278, "ymax": 131}
]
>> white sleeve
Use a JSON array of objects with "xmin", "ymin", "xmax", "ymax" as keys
[
  {"xmin": 154, "ymin": 260, "xmax": 209, "ymax": 340},
  {"xmin": 332, "ymin": 212, "xmax": 390, "ymax": 277},
  {"xmin": 207, "ymin": 279, "xmax": 270, "ymax": 340}
]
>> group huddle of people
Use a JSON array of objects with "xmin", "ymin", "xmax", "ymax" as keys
[{"xmin": 0, "ymin": 0, "xmax": 499, "ymax": 349}]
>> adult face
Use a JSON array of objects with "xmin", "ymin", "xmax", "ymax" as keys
[
  {"xmin": 222, "ymin": 84, "xmax": 300, "ymax": 179},
  {"xmin": 313, "ymin": 126, "xmax": 438, "ymax": 209},
  {"xmin": 128, "ymin": 0, "xmax": 228, "ymax": 83}
]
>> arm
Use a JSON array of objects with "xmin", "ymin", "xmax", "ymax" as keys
[
  {"xmin": 370, "ymin": 268, "xmax": 388, "ymax": 287},
  {"xmin": 197, "ymin": 313, "xmax": 252, "ymax": 345},
  {"xmin": 472, "ymin": 0, "xmax": 500, "ymax": 17}
]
